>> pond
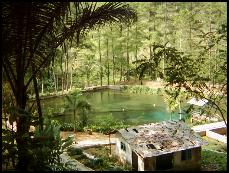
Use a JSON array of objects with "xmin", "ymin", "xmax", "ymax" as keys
[{"xmin": 41, "ymin": 90, "xmax": 188, "ymax": 126}]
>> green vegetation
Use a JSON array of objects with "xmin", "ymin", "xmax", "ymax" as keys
[
  {"xmin": 85, "ymin": 114, "xmax": 130, "ymax": 134},
  {"xmin": 78, "ymin": 146, "xmax": 132, "ymax": 171},
  {"xmin": 2, "ymin": 116, "xmax": 74, "ymax": 171},
  {"xmin": 64, "ymin": 90, "xmax": 91, "ymax": 132},
  {"xmin": 54, "ymin": 114, "xmax": 130, "ymax": 134},
  {"xmin": 122, "ymin": 85, "xmax": 162, "ymax": 95},
  {"xmin": 2, "ymin": 2, "xmax": 137, "ymax": 170},
  {"xmin": 202, "ymin": 150, "xmax": 227, "ymax": 171},
  {"xmin": 201, "ymin": 136, "xmax": 227, "ymax": 171},
  {"xmin": 67, "ymin": 147, "xmax": 83, "ymax": 156},
  {"xmin": 202, "ymin": 136, "xmax": 227, "ymax": 153},
  {"xmin": 2, "ymin": 1, "xmax": 227, "ymax": 171}
]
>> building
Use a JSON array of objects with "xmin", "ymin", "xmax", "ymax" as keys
[
  {"xmin": 115, "ymin": 120, "xmax": 207, "ymax": 171},
  {"xmin": 187, "ymin": 97, "xmax": 219, "ymax": 123}
]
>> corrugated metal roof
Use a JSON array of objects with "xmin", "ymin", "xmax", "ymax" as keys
[{"xmin": 117, "ymin": 120, "xmax": 207, "ymax": 158}]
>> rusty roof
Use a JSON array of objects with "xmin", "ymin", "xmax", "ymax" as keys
[{"xmin": 117, "ymin": 120, "xmax": 207, "ymax": 158}]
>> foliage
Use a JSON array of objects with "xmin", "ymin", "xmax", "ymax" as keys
[
  {"xmin": 202, "ymin": 136, "xmax": 227, "ymax": 153},
  {"xmin": 2, "ymin": 107, "xmax": 74, "ymax": 171},
  {"xmin": 201, "ymin": 149, "xmax": 227, "ymax": 171},
  {"xmin": 28, "ymin": 118, "xmax": 74, "ymax": 171},
  {"xmin": 60, "ymin": 122, "xmax": 74, "ymax": 131},
  {"xmin": 82, "ymin": 146, "xmax": 132, "ymax": 171},
  {"xmin": 163, "ymin": 24, "xmax": 227, "ymax": 126},
  {"xmin": 85, "ymin": 114, "xmax": 130, "ymax": 134},
  {"xmin": 64, "ymin": 90, "xmax": 91, "ymax": 132},
  {"xmin": 53, "ymin": 111, "xmax": 130, "ymax": 134},
  {"xmin": 67, "ymin": 147, "xmax": 83, "ymax": 156},
  {"xmin": 2, "ymin": 2, "xmax": 137, "ymax": 170},
  {"xmin": 2, "ymin": 128, "xmax": 18, "ymax": 170},
  {"xmin": 122, "ymin": 85, "xmax": 162, "ymax": 95}
]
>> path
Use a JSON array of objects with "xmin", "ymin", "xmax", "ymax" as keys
[
  {"xmin": 60, "ymin": 132, "xmax": 117, "ymax": 148},
  {"xmin": 192, "ymin": 121, "xmax": 227, "ymax": 143},
  {"xmin": 60, "ymin": 152, "xmax": 94, "ymax": 171},
  {"xmin": 60, "ymin": 131, "xmax": 118, "ymax": 171}
]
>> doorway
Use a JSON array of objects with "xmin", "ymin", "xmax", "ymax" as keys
[
  {"xmin": 156, "ymin": 153, "xmax": 173, "ymax": 170},
  {"xmin": 132, "ymin": 151, "xmax": 138, "ymax": 171}
]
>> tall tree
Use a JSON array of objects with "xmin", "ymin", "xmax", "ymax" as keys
[{"xmin": 2, "ymin": 2, "xmax": 137, "ymax": 170}]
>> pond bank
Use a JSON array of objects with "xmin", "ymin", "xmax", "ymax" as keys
[{"xmin": 29, "ymin": 85, "xmax": 126, "ymax": 102}]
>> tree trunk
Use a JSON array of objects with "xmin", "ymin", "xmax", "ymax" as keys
[
  {"xmin": 98, "ymin": 29, "xmax": 103, "ymax": 86},
  {"xmin": 53, "ymin": 68, "xmax": 57, "ymax": 93},
  {"xmin": 208, "ymin": 3, "xmax": 212, "ymax": 85},
  {"xmin": 120, "ymin": 65, "xmax": 123, "ymax": 82},
  {"xmin": 111, "ymin": 27, "xmax": 115, "ymax": 85},
  {"xmin": 106, "ymin": 37, "xmax": 110, "ymax": 85},
  {"xmin": 70, "ymin": 65, "xmax": 73, "ymax": 90},
  {"xmin": 87, "ymin": 71, "xmax": 89, "ymax": 87},
  {"xmin": 41, "ymin": 76, "xmax": 44, "ymax": 94},
  {"xmin": 109, "ymin": 133, "xmax": 111, "ymax": 156},
  {"xmin": 135, "ymin": 22, "xmax": 138, "ymax": 81},
  {"xmin": 179, "ymin": 101, "xmax": 182, "ymax": 120},
  {"xmin": 32, "ymin": 68, "xmax": 43, "ymax": 131},
  {"xmin": 149, "ymin": 3, "xmax": 153, "ymax": 79},
  {"xmin": 119, "ymin": 25, "xmax": 123, "ymax": 82},
  {"xmin": 126, "ymin": 26, "xmax": 130, "ymax": 81},
  {"xmin": 74, "ymin": 110, "xmax": 76, "ymax": 133},
  {"xmin": 66, "ymin": 51, "xmax": 69, "ymax": 91},
  {"xmin": 61, "ymin": 74, "xmax": 64, "ymax": 93},
  {"xmin": 162, "ymin": 2, "xmax": 167, "ymax": 76},
  {"xmin": 15, "ymin": 83, "xmax": 30, "ymax": 170},
  {"xmin": 56, "ymin": 74, "xmax": 59, "ymax": 92}
]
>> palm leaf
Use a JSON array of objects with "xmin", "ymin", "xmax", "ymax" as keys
[
  {"xmin": 2, "ymin": 1, "xmax": 137, "ymax": 103},
  {"xmin": 77, "ymin": 100, "xmax": 91, "ymax": 111},
  {"xmin": 65, "ymin": 95, "xmax": 74, "ymax": 106}
]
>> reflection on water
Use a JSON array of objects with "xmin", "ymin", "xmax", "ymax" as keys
[{"xmin": 41, "ymin": 90, "xmax": 186, "ymax": 125}]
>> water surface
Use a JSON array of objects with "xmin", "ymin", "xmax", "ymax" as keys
[{"xmin": 41, "ymin": 90, "xmax": 187, "ymax": 125}]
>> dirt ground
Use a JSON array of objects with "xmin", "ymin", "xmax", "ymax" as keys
[{"xmin": 60, "ymin": 131, "xmax": 117, "ymax": 144}]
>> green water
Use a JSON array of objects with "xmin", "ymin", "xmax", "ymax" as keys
[{"xmin": 41, "ymin": 90, "xmax": 187, "ymax": 125}]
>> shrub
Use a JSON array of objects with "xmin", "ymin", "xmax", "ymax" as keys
[
  {"xmin": 51, "ymin": 119, "xmax": 61, "ymax": 126},
  {"xmin": 122, "ymin": 85, "xmax": 161, "ymax": 95},
  {"xmin": 85, "ymin": 114, "xmax": 130, "ymax": 134},
  {"xmin": 60, "ymin": 123, "xmax": 74, "ymax": 131},
  {"xmin": 67, "ymin": 147, "xmax": 83, "ymax": 156}
]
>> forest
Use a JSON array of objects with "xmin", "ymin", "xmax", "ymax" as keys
[{"xmin": 2, "ymin": 2, "xmax": 227, "ymax": 171}]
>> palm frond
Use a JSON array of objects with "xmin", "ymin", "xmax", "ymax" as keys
[
  {"xmin": 76, "ymin": 100, "xmax": 91, "ymax": 111},
  {"xmin": 2, "ymin": 2, "xmax": 137, "ymax": 95},
  {"xmin": 65, "ymin": 95, "xmax": 74, "ymax": 106}
]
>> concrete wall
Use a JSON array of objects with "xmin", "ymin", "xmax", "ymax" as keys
[
  {"xmin": 144, "ymin": 156, "xmax": 156, "ymax": 171},
  {"xmin": 195, "ymin": 131, "xmax": 206, "ymax": 137},
  {"xmin": 172, "ymin": 147, "xmax": 201, "ymax": 171},
  {"xmin": 211, "ymin": 127, "xmax": 227, "ymax": 135},
  {"xmin": 138, "ymin": 155, "xmax": 145, "ymax": 171},
  {"xmin": 115, "ymin": 137, "xmax": 132, "ymax": 165},
  {"xmin": 141, "ymin": 147, "xmax": 201, "ymax": 171},
  {"xmin": 206, "ymin": 130, "xmax": 227, "ymax": 143}
]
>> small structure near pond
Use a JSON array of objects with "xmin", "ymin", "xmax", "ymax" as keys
[
  {"xmin": 115, "ymin": 120, "xmax": 207, "ymax": 171},
  {"xmin": 187, "ymin": 97, "xmax": 219, "ymax": 123}
]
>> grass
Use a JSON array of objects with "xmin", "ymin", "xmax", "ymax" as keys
[
  {"xmin": 69, "ymin": 145, "xmax": 132, "ymax": 171},
  {"xmin": 201, "ymin": 149, "xmax": 227, "ymax": 171},
  {"xmin": 201, "ymin": 136, "xmax": 227, "ymax": 171},
  {"xmin": 202, "ymin": 136, "xmax": 227, "ymax": 152}
]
